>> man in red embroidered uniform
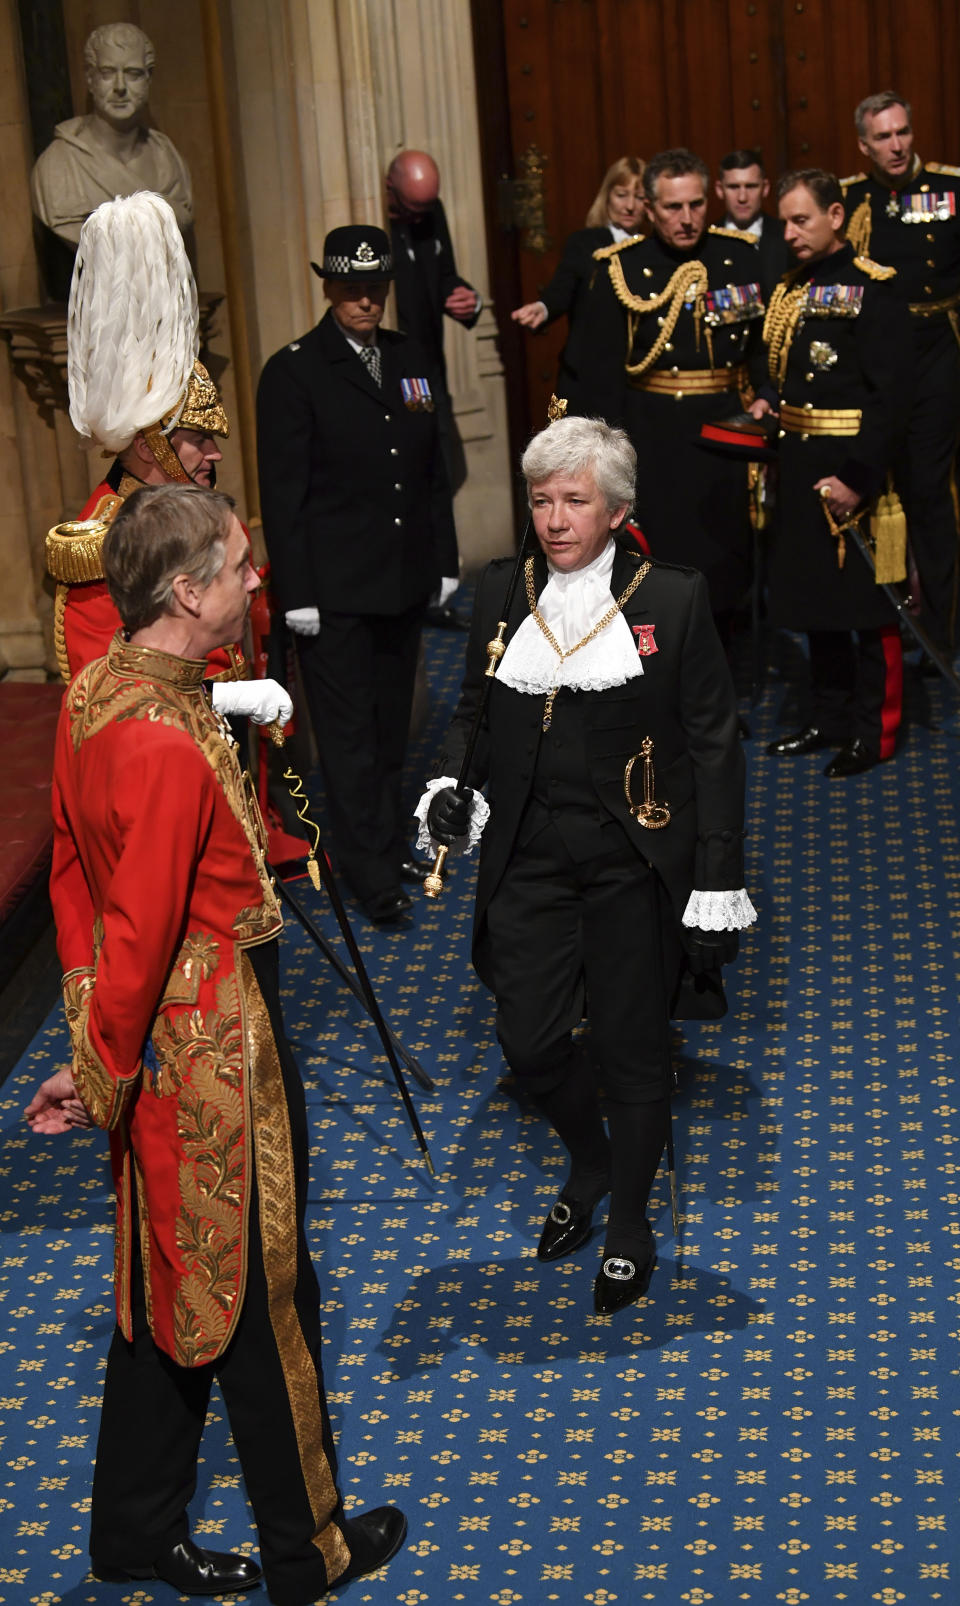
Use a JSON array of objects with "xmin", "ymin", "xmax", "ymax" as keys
[
  {"xmin": 27, "ymin": 484, "xmax": 405, "ymax": 1600},
  {"xmin": 50, "ymin": 191, "xmax": 289, "ymax": 731}
]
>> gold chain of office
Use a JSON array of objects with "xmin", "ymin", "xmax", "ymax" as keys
[
  {"xmin": 605, "ymin": 257, "xmax": 707, "ymax": 379},
  {"xmin": 525, "ymin": 555, "xmax": 651, "ymax": 729}
]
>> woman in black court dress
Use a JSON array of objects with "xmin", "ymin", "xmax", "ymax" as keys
[{"xmin": 511, "ymin": 155, "xmax": 645, "ymax": 413}]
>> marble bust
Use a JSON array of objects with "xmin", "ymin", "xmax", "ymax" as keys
[{"xmin": 30, "ymin": 22, "xmax": 193, "ymax": 248}]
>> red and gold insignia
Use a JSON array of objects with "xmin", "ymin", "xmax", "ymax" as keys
[{"xmin": 633, "ymin": 623, "xmax": 658, "ymax": 656}]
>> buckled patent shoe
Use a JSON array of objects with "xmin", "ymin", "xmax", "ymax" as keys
[
  {"xmin": 593, "ymin": 1242, "xmax": 657, "ymax": 1314},
  {"xmin": 537, "ymin": 1192, "xmax": 606, "ymax": 1262},
  {"xmin": 399, "ymin": 856, "xmax": 432, "ymax": 884},
  {"xmin": 766, "ymin": 724, "xmax": 828, "ymax": 756},
  {"xmin": 329, "ymin": 1506, "xmax": 408, "ymax": 1591},
  {"xmin": 91, "ymin": 1538, "xmax": 262, "ymax": 1594},
  {"xmin": 823, "ymin": 738, "xmax": 881, "ymax": 778}
]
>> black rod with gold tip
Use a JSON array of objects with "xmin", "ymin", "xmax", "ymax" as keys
[{"xmin": 423, "ymin": 395, "xmax": 569, "ymax": 901}]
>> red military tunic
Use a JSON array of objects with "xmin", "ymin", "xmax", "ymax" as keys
[
  {"xmin": 51, "ymin": 470, "xmax": 243, "ymax": 683},
  {"xmin": 51, "ymin": 635, "xmax": 283, "ymax": 1366}
]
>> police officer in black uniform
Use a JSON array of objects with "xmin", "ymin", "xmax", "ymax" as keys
[
  {"xmin": 257, "ymin": 225, "xmax": 458, "ymax": 925},
  {"xmin": 842, "ymin": 91, "xmax": 960, "ymax": 653},
  {"xmin": 579, "ymin": 148, "xmax": 766, "ymax": 625},
  {"xmin": 756, "ymin": 170, "xmax": 913, "ymax": 776}
]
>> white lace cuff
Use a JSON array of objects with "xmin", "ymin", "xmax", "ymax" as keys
[
  {"xmin": 682, "ymin": 889, "xmax": 757, "ymax": 931},
  {"xmin": 413, "ymin": 776, "xmax": 490, "ymax": 857}
]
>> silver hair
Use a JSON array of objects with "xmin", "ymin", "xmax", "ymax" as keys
[
  {"xmin": 521, "ymin": 416, "xmax": 636, "ymax": 516},
  {"xmin": 854, "ymin": 90, "xmax": 911, "ymax": 138},
  {"xmin": 84, "ymin": 23, "xmax": 156, "ymax": 75}
]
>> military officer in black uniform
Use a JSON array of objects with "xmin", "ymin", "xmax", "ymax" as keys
[
  {"xmin": 842, "ymin": 90, "xmax": 960, "ymax": 653},
  {"xmin": 419, "ymin": 416, "xmax": 754, "ymax": 1314},
  {"xmin": 579, "ymin": 148, "xmax": 766, "ymax": 624},
  {"xmin": 755, "ymin": 170, "xmax": 913, "ymax": 776},
  {"xmin": 257, "ymin": 225, "xmax": 458, "ymax": 925}
]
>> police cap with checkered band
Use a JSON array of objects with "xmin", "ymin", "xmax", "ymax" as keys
[{"xmin": 310, "ymin": 225, "xmax": 394, "ymax": 281}]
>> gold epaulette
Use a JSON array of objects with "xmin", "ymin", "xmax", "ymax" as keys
[
  {"xmin": 592, "ymin": 234, "xmax": 643, "ymax": 262},
  {"xmin": 854, "ymin": 255, "xmax": 897, "ymax": 280},
  {"xmin": 840, "ymin": 171, "xmax": 868, "ymax": 191},
  {"xmin": 45, "ymin": 494, "xmax": 122, "ymax": 584},
  {"xmin": 708, "ymin": 224, "xmax": 758, "ymax": 247},
  {"xmin": 926, "ymin": 162, "xmax": 960, "ymax": 178}
]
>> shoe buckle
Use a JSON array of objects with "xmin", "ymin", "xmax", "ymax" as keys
[
  {"xmin": 602, "ymin": 1256, "xmax": 636, "ymax": 1281},
  {"xmin": 549, "ymin": 1200, "xmax": 573, "ymax": 1226}
]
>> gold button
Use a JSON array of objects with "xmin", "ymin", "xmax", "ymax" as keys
[
  {"xmin": 921, "ymin": 183, "xmax": 930, "ymax": 193},
  {"xmin": 671, "ymin": 365, "xmax": 680, "ymax": 375},
  {"xmin": 927, "ymin": 259, "xmax": 936, "ymax": 267},
  {"xmin": 801, "ymin": 431, "xmax": 810, "ymax": 440},
  {"xmin": 643, "ymin": 267, "xmax": 654, "ymax": 278},
  {"xmin": 657, "ymin": 315, "xmax": 665, "ymax": 326},
  {"xmin": 925, "ymin": 285, "xmax": 933, "ymax": 294},
  {"xmin": 778, "ymin": 428, "xmax": 786, "ymax": 438},
  {"xmin": 804, "ymin": 401, "xmax": 814, "ymax": 411},
  {"xmin": 927, "ymin": 232, "xmax": 936, "ymax": 241},
  {"xmin": 676, "ymin": 391, "xmax": 684, "ymax": 400},
  {"xmin": 805, "ymin": 371, "xmax": 814, "ymax": 381},
  {"xmin": 724, "ymin": 258, "xmax": 733, "ymax": 267},
  {"xmin": 664, "ymin": 341, "xmax": 673, "ymax": 351}
]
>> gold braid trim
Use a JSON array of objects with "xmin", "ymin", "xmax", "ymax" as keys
[
  {"xmin": 592, "ymin": 235, "xmax": 643, "ymax": 262},
  {"xmin": 854, "ymin": 254, "xmax": 896, "ymax": 281},
  {"xmin": 846, "ymin": 196, "xmax": 872, "ymax": 259},
  {"xmin": 53, "ymin": 584, "xmax": 71, "ymax": 684},
  {"xmin": 762, "ymin": 271, "xmax": 808, "ymax": 387},
  {"xmin": 605, "ymin": 258, "xmax": 706, "ymax": 378},
  {"xmin": 926, "ymin": 162, "xmax": 960, "ymax": 177},
  {"xmin": 839, "ymin": 172, "xmax": 867, "ymax": 191},
  {"xmin": 708, "ymin": 224, "xmax": 759, "ymax": 247}
]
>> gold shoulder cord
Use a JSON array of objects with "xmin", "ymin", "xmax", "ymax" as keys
[
  {"xmin": 762, "ymin": 273, "xmax": 808, "ymax": 387},
  {"xmin": 605, "ymin": 258, "xmax": 707, "ymax": 378},
  {"xmin": 846, "ymin": 195, "xmax": 872, "ymax": 258},
  {"xmin": 854, "ymin": 254, "xmax": 896, "ymax": 281}
]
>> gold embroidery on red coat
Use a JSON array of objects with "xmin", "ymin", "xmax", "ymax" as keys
[
  {"xmin": 241, "ymin": 954, "xmax": 350, "ymax": 1581},
  {"xmin": 159, "ymin": 932, "xmax": 221, "ymax": 1010},
  {"xmin": 153, "ymin": 975, "xmax": 246, "ymax": 1365}
]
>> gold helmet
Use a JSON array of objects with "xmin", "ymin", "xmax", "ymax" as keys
[{"xmin": 142, "ymin": 360, "xmax": 230, "ymax": 482}]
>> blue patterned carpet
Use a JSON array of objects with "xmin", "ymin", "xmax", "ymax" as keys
[{"xmin": 1, "ymin": 616, "xmax": 959, "ymax": 1605}]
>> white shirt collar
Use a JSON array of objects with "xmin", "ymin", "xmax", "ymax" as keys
[{"xmin": 723, "ymin": 213, "xmax": 764, "ymax": 238}]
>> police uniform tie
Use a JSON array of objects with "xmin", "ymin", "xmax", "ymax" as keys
[{"xmin": 357, "ymin": 341, "xmax": 382, "ymax": 386}]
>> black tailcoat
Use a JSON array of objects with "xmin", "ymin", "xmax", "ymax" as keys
[
  {"xmin": 766, "ymin": 245, "xmax": 913, "ymax": 632},
  {"xmin": 573, "ymin": 228, "xmax": 766, "ymax": 612},
  {"xmin": 256, "ymin": 310, "xmax": 457, "ymax": 618},
  {"xmin": 439, "ymin": 537, "xmax": 746, "ymax": 987}
]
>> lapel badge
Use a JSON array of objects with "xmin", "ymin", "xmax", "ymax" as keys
[
  {"xmin": 633, "ymin": 623, "xmax": 658, "ymax": 656},
  {"xmin": 401, "ymin": 377, "xmax": 434, "ymax": 412},
  {"xmin": 809, "ymin": 339, "xmax": 838, "ymax": 370}
]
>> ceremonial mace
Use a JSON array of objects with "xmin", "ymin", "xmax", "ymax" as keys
[{"xmin": 423, "ymin": 393, "xmax": 568, "ymax": 900}]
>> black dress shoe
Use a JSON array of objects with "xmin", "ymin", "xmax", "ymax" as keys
[
  {"xmin": 332, "ymin": 1506, "xmax": 407, "ymax": 1590},
  {"xmin": 823, "ymin": 737, "xmax": 881, "ymax": 778},
  {"xmin": 593, "ymin": 1241, "xmax": 657, "ymax": 1314},
  {"xmin": 537, "ymin": 1191, "xmax": 607, "ymax": 1262},
  {"xmin": 766, "ymin": 724, "xmax": 828, "ymax": 756},
  {"xmin": 363, "ymin": 890, "xmax": 413, "ymax": 927},
  {"xmin": 91, "ymin": 1538, "xmax": 262, "ymax": 1594},
  {"xmin": 399, "ymin": 856, "xmax": 432, "ymax": 884}
]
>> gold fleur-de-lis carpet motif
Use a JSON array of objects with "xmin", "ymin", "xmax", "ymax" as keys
[{"xmin": 1, "ymin": 615, "xmax": 958, "ymax": 1602}]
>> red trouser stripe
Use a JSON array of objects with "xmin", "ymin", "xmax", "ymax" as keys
[{"xmin": 878, "ymin": 623, "xmax": 903, "ymax": 760}]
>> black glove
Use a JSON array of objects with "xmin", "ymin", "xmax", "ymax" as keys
[
  {"xmin": 681, "ymin": 926, "xmax": 739, "ymax": 975},
  {"xmin": 426, "ymin": 785, "xmax": 473, "ymax": 846}
]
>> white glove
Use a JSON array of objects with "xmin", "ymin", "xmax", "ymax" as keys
[
  {"xmin": 285, "ymin": 607, "xmax": 320, "ymax": 636},
  {"xmin": 438, "ymin": 577, "xmax": 460, "ymax": 607},
  {"xmin": 212, "ymin": 678, "xmax": 294, "ymax": 726}
]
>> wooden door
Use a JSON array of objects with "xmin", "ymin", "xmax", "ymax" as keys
[{"xmin": 475, "ymin": 0, "xmax": 959, "ymax": 436}]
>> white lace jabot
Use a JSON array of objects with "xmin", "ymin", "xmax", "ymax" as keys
[{"xmin": 497, "ymin": 539, "xmax": 643, "ymax": 696}]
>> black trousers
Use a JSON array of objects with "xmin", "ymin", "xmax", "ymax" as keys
[
  {"xmin": 485, "ymin": 821, "xmax": 673, "ymax": 1103},
  {"xmin": 808, "ymin": 626, "xmax": 902, "ymax": 757},
  {"xmin": 90, "ymin": 944, "xmax": 350, "ymax": 1606},
  {"xmin": 896, "ymin": 332, "xmax": 960, "ymax": 650},
  {"xmin": 296, "ymin": 602, "xmax": 425, "ymax": 906}
]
